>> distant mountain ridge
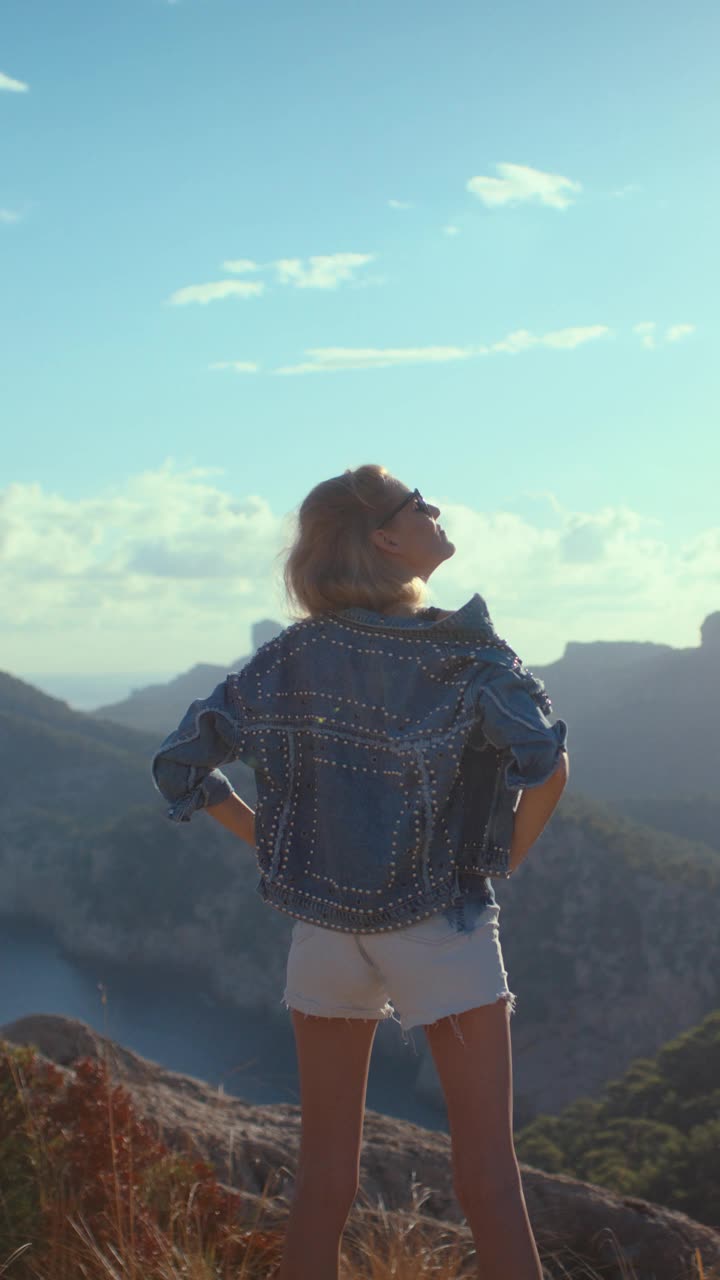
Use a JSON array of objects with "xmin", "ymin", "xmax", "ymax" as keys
[
  {"xmin": 86, "ymin": 608, "xmax": 720, "ymax": 834},
  {"xmin": 0, "ymin": 668, "xmax": 256, "ymax": 823},
  {"xmin": 88, "ymin": 619, "xmax": 283, "ymax": 734},
  {"xmin": 531, "ymin": 609, "xmax": 720, "ymax": 816}
]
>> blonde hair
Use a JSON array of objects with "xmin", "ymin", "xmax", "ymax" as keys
[{"xmin": 281, "ymin": 464, "xmax": 428, "ymax": 619}]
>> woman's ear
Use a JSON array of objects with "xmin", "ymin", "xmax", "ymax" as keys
[{"xmin": 372, "ymin": 528, "xmax": 398, "ymax": 552}]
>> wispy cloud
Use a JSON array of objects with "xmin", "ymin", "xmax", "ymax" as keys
[
  {"xmin": 209, "ymin": 361, "xmax": 260, "ymax": 374},
  {"xmin": 633, "ymin": 321, "xmax": 696, "ymax": 350},
  {"xmin": 274, "ymin": 325, "xmax": 611, "ymax": 375},
  {"xmin": 275, "ymin": 345, "xmax": 475, "ymax": 376},
  {"xmin": 490, "ymin": 325, "xmax": 610, "ymax": 355},
  {"xmin": 222, "ymin": 259, "xmax": 261, "ymax": 274},
  {"xmin": 0, "ymin": 71, "xmax": 29, "ymax": 93},
  {"xmin": 388, "ymin": 199, "xmax": 413, "ymax": 210},
  {"xmin": 443, "ymin": 224, "xmax": 460, "ymax": 236},
  {"xmin": 168, "ymin": 280, "xmax": 265, "ymax": 306},
  {"xmin": 272, "ymin": 253, "xmax": 375, "ymax": 289},
  {"xmin": 633, "ymin": 322, "xmax": 656, "ymax": 349},
  {"xmin": 0, "ymin": 208, "xmax": 22, "ymax": 224},
  {"xmin": 666, "ymin": 324, "xmax": 695, "ymax": 344},
  {"xmin": 467, "ymin": 162, "xmax": 581, "ymax": 210},
  {"xmin": 168, "ymin": 252, "xmax": 375, "ymax": 305}
]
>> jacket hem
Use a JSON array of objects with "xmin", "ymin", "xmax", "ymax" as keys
[{"xmin": 257, "ymin": 867, "xmax": 509, "ymax": 934}]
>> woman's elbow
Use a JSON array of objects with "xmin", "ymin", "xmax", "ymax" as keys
[{"xmin": 554, "ymin": 749, "xmax": 569, "ymax": 785}]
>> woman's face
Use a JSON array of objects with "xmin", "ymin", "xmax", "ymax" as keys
[{"xmin": 370, "ymin": 483, "xmax": 456, "ymax": 580}]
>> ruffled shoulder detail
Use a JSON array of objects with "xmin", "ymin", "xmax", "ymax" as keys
[{"xmin": 463, "ymin": 596, "xmax": 554, "ymax": 717}]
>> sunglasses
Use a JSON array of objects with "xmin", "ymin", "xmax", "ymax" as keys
[{"xmin": 376, "ymin": 487, "xmax": 433, "ymax": 530}]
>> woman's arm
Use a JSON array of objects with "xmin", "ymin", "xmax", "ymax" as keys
[
  {"xmin": 206, "ymin": 791, "xmax": 256, "ymax": 846},
  {"xmin": 151, "ymin": 678, "xmax": 239, "ymax": 823},
  {"xmin": 509, "ymin": 751, "xmax": 569, "ymax": 873}
]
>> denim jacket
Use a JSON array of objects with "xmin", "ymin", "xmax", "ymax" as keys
[{"xmin": 151, "ymin": 594, "xmax": 567, "ymax": 934}]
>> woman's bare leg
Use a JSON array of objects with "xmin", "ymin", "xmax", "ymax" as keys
[
  {"xmin": 424, "ymin": 999, "xmax": 543, "ymax": 1280},
  {"xmin": 276, "ymin": 1011, "xmax": 379, "ymax": 1280}
]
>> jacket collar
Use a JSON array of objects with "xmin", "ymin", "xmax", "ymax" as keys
[{"xmin": 331, "ymin": 592, "xmax": 498, "ymax": 640}]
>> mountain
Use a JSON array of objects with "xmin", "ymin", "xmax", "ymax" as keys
[
  {"xmin": 0, "ymin": 668, "xmax": 257, "ymax": 823},
  {"xmin": 3, "ymin": 1014, "xmax": 719, "ymax": 1280},
  {"xmin": 531, "ymin": 611, "xmax": 720, "ymax": 812},
  {"xmin": 84, "ymin": 611, "xmax": 720, "ymax": 843},
  {"xmin": 88, "ymin": 619, "xmax": 283, "ymax": 734}
]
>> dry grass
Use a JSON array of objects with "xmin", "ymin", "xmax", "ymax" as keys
[{"xmin": 1, "ymin": 1030, "xmax": 718, "ymax": 1280}]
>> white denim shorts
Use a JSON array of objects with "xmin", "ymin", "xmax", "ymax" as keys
[{"xmin": 281, "ymin": 903, "xmax": 515, "ymax": 1051}]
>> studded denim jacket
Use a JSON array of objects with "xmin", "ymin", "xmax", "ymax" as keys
[{"xmin": 150, "ymin": 593, "xmax": 568, "ymax": 934}]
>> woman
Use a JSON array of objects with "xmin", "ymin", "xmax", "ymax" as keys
[{"xmin": 151, "ymin": 463, "xmax": 569, "ymax": 1280}]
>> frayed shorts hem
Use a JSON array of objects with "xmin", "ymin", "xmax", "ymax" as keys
[
  {"xmin": 401, "ymin": 988, "xmax": 517, "ymax": 1033},
  {"xmin": 282, "ymin": 990, "xmax": 396, "ymax": 1022},
  {"xmin": 281, "ymin": 986, "xmax": 517, "ymax": 1033}
]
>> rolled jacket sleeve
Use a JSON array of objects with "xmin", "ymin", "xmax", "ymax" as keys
[
  {"xmin": 150, "ymin": 677, "xmax": 239, "ymax": 822},
  {"xmin": 470, "ymin": 656, "xmax": 568, "ymax": 792}
]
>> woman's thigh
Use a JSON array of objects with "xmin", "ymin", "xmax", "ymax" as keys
[
  {"xmin": 425, "ymin": 998, "xmax": 517, "ymax": 1191},
  {"xmin": 290, "ymin": 1008, "xmax": 380, "ymax": 1192}
]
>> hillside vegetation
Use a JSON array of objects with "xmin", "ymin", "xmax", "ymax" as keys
[{"xmin": 515, "ymin": 1009, "xmax": 720, "ymax": 1229}]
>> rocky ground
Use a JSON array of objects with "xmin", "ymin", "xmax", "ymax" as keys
[{"xmin": 2, "ymin": 1013, "xmax": 719, "ymax": 1280}]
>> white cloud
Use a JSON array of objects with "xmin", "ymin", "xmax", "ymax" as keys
[
  {"xmin": 0, "ymin": 209, "xmax": 22, "ymax": 224},
  {"xmin": 467, "ymin": 162, "xmax": 581, "ymax": 210},
  {"xmin": 209, "ymin": 361, "xmax": 259, "ymax": 374},
  {"xmin": 275, "ymin": 325, "xmax": 611, "ymax": 375},
  {"xmin": 633, "ymin": 321, "xmax": 657, "ymax": 350},
  {"xmin": 167, "ymin": 280, "xmax": 265, "ymax": 306},
  {"xmin": 169, "ymin": 252, "xmax": 375, "ymax": 305},
  {"xmin": 1, "ymin": 468, "xmax": 716, "ymax": 673},
  {"xmin": 0, "ymin": 466, "xmax": 285, "ymax": 673},
  {"xmin": 488, "ymin": 329, "xmax": 538, "ymax": 356},
  {"xmin": 632, "ymin": 321, "xmax": 696, "ymax": 350},
  {"xmin": 486, "ymin": 325, "xmax": 611, "ymax": 356},
  {"xmin": 443, "ymin": 224, "xmax": 460, "ymax": 236},
  {"xmin": 275, "ymin": 345, "xmax": 475, "ymax": 376},
  {"xmin": 433, "ymin": 496, "xmax": 717, "ymax": 659},
  {"xmin": 665, "ymin": 324, "xmax": 695, "ymax": 344},
  {"xmin": 272, "ymin": 253, "xmax": 375, "ymax": 290},
  {"xmin": 541, "ymin": 325, "xmax": 610, "ymax": 350},
  {"xmin": 388, "ymin": 199, "xmax": 413, "ymax": 210},
  {"xmin": 0, "ymin": 71, "xmax": 29, "ymax": 92},
  {"xmin": 222, "ymin": 259, "xmax": 261, "ymax": 274}
]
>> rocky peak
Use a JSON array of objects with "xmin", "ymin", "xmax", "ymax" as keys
[
  {"xmin": 251, "ymin": 618, "xmax": 285, "ymax": 651},
  {"xmin": 700, "ymin": 611, "xmax": 720, "ymax": 651}
]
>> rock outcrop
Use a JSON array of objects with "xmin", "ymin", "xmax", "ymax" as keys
[{"xmin": 3, "ymin": 1015, "xmax": 719, "ymax": 1280}]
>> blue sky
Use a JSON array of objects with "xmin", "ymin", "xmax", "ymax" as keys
[{"xmin": 2, "ymin": 0, "xmax": 718, "ymax": 705}]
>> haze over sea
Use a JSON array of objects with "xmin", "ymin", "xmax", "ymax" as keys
[{"xmin": 2, "ymin": 0, "xmax": 717, "ymax": 703}]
